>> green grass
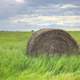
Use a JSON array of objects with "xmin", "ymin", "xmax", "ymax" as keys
[
  {"xmin": 0, "ymin": 31, "xmax": 80, "ymax": 80},
  {"xmin": 69, "ymin": 31, "xmax": 80, "ymax": 44}
]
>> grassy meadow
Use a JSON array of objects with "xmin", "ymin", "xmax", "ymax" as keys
[{"xmin": 0, "ymin": 31, "xmax": 80, "ymax": 80}]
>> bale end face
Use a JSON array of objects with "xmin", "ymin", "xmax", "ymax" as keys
[{"xmin": 27, "ymin": 29, "xmax": 79, "ymax": 56}]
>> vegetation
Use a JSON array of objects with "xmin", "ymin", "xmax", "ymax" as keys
[{"xmin": 0, "ymin": 31, "xmax": 80, "ymax": 80}]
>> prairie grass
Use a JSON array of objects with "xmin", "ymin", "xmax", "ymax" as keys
[{"xmin": 0, "ymin": 31, "xmax": 80, "ymax": 80}]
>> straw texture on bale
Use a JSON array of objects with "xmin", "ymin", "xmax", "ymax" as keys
[{"xmin": 27, "ymin": 29, "xmax": 79, "ymax": 56}]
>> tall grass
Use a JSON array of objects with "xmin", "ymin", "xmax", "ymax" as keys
[{"xmin": 0, "ymin": 31, "xmax": 80, "ymax": 80}]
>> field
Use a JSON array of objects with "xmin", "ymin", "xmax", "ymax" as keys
[{"xmin": 0, "ymin": 31, "xmax": 80, "ymax": 80}]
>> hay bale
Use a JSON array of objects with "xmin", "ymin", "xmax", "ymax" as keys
[{"xmin": 27, "ymin": 29, "xmax": 79, "ymax": 56}]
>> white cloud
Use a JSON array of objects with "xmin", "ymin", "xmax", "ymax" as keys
[
  {"xmin": 44, "ymin": 4, "xmax": 79, "ymax": 9},
  {"xmin": 31, "ymin": 4, "xmax": 80, "ymax": 16},
  {"xmin": 9, "ymin": 15, "xmax": 80, "ymax": 27},
  {"xmin": 16, "ymin": 0, "xmax": 25, "ymax": 4},
  {"xmin": 60, "ymin": 4, "xmax": 79, "ymax": 9},
  {"xmin": 1, "ymin": 15, "xmax": 80, "ymax": 31}
]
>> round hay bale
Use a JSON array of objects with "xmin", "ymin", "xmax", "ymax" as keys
[{"xmin": 27, "ymin": 29, "xmax": 79, "ymax": 56}]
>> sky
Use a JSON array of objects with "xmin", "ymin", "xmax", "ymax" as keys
[{"xmin": 0, "ymin": 0, "xmax": 80, "ymax": 31}]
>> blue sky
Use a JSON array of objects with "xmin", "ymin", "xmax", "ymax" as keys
[{"xmin": 0, "ymin": 0, "xmax": 80, "ymax": 31}]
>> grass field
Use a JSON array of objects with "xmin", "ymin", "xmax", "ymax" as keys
[{"xmin": 0, "ymin": 31, "xmax": 80, "ymax": 80}]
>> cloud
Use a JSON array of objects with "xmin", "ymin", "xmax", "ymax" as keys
[
  {"xmin": 60, "ymin": 4, "xmax": 79, "ymax": 9},
  {"xmin": 33, "ymin": 4, "xmax": 80, "ymax": 15},
  {"xmin": 8, "ymin": 15, "xmax": 80, "ymax": 29},
  {"xmin": 16, "ymin": 0, "xmax": 25, "ymax": 4},
  {"xmin": 0, "ymin": 0, "xmax": 27, "ymax": 19},
  {"xmin": 9, "ymin": 15, "xmax": 80, "ymax": 24},
  {"xmin": 0, "ymin": 15, "xmax": 80, "ymax": 31},
  {"xmin": 0, "ymin": 0, "xmax": 80, "ymax": 19},
  {"xmin": 0, "ymin": 0, "xmax": 80, "ymax": 31}
]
